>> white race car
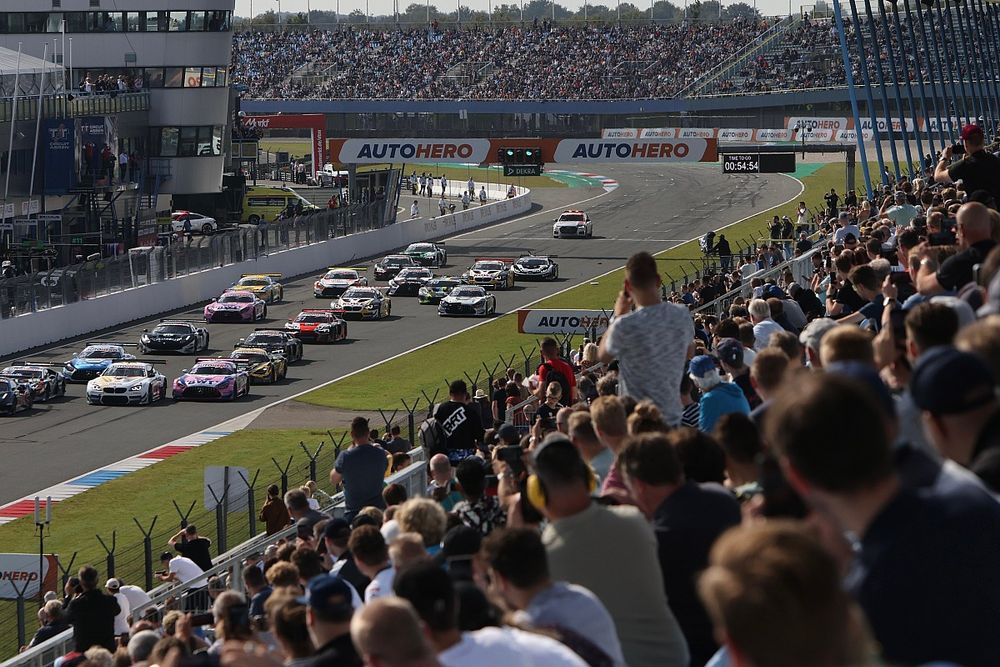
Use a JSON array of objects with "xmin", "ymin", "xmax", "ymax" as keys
[
  {"xmin": 462, "ymin": 258, "xmax": 515, "ymax": 290},
  {"xmin": 86, "ymin": 361, "xmax": 168, "ymax": 406},
  {"xmin": 313, "ymin": 267, "xmax": 369, "ymax": 299},
  {"xmin": 553, "ymin": 210, "xmax": 593, "ymax": 238},
  {"xmin": 438, "ymin": 285, "xmax": 497, "ymax": 317}
]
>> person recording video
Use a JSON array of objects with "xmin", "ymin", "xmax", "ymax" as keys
[{"xmin": 933, "ymin": 124, "xmax": 1000, "ymax": 207}]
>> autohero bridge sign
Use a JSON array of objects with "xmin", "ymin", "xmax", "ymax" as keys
[
  {"xmin": 553, "ymin": 138, "xmax": 717, "ymax": 163},
  {"xmin": 518, "ymin": 309, "xmax": 611, "ymax": 335},
  {"xmin": 337, "ymin": 139, "xmax": 493, "ymax": 164},
  {"xmin": 0, "ymin": 554, "xmax": 59, "ymax": 600}
]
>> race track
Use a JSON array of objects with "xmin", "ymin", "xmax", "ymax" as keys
[{"xmin": 0, "ymin": 164, "xmax": 801, "ymax": 504}]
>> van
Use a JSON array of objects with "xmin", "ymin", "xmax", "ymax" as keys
[{"xmin": 241, "ymin": 186, "xmax": 319, "ymax": 224}]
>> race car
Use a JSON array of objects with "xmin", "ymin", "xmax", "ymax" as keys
[
  {"xmin": 512, "ymin": 255, "xmax": 559, "ymax": 281},
  {"xmin": 438, "ymin": 285, "xmax": 497, "ymax": 317},
  {"xmin": 139, "ymin": 320, "xmax": 210, "ymax": 354},
  {"xmin": 461, "ymin": 258, "xmax": 515, "ymax": 290},
  {"xmin": 313, "ymin": 267, "xmax": 369, "ymax": 298},
  {"xmin": 62, "ymin": 343, "xmax": 137, "ymax": 383},
  {"xmin": 552, "ymin": 210, "xmax": 593, "ymax": 238},
  {"xmin": 229, "ymin": 274, "xmax": 284, "ymax": 303},
  {"xmin": 86, "ymin": 361, "xmax": 168, "ymax": 406},
  {"xmin": 387, "ymin": 267, "xmax": 434, "ymax": 297},
  {"xmin": 172, "ymin": 358, "xmax": 250, "ymax": 401},
  {"xmin": 284, "ymin": 309, "xmax": 348, "ymax": 343},
  {"xmin": 204, "ymin": 290, "xmax": 268, "ymax": 323},
  {"xmin": 418, "ymin": 277, "xmax": 464, "ymax": 305},
  {"xmin": 230, "ymin": 347, "xmax": 287, "ymax": 384},
  {"xmin": 0, "ymin": 364, "xmax": 66, "ymax": 402},
  {"xmin": 373, "ymin": 255, "xmax": 417, "ymax": 281},
  {"xmin": 0, "ymin": 378, "xmax": 34, "ymax": 415},
  {"xmin": 332, "ymin": 287, "xmax": 392, "ymax": 320},
  {"xmin": 402, "ymin": 242, "xmax": 447, "ymax": 268},
  {"xmin": 235, "ymin": 329, "xmax": 304, "ymax": 363}
]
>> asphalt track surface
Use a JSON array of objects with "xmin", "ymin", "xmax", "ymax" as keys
[{"xmin": 0, "ymin": 164, "xmax": 801, "ymax": 504}]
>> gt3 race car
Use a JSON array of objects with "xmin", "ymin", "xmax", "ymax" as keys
[
  {"xmin": 86, "ymin": 361, "xmax": 168, "ymax": 406},
  {"xmin": 63, "ymin": 342, "xmax": 137, "ymax": 383},
  {"xmin": 438, "ymin": 285, "xmax": 497, "ymax": 317},
  {"xmin": 0, "ymin": 364, "xmax": 66, "ymax": 402},
  {"xmin": 332, "ymin": 287, "xmax": 392, "ymax": 320},
  {"xmin": 512, "ymin": 255, "xmax": 559, "ymax": 281},
  {"xmin": 387, "ymin": 267, "xmax": 434, "ymax": 297},
  {"xmin": 229, "ymin": 274, "xmax": 284, "ymax": 303},
  {"xmin": 402, "ymin": 242, "xmax": 447, "ymax": 268},
  {"xmin": 236, "ymin": 329, "xmax": 304, "ymax": 363},
  {"xmin": 552, "ymin": 210, "xmax": 593, "ymax": 238},
  {"xmin": 172, "ymin": 358, "xmax": 250, "ymax": 401},
  {"xmin": 462, "ymin": 258, "xmax": 515, "ymax": 290},
  {"xmin": 0, "ymin": 378, "xmax": 33, "ymax": 415},
  {"xmin": 313, "ymin": 267, "xmax": 369, "ymax": 298},
  {"xmin": 204, "ymin": 290, "xmax": 268, "ymax": 323},
  {"xmin": 139, "ymin": 320, "xmax": 210, "ymax": 354},
  {"xmin": 373, "ymin": 255, "xmax": 417, "ymax": 281},
  {"xmin": 418, "ymin": 277, "xmax": 463, "ymax": 304},
  {"xmin": 230, "ymin": 347, "xmax": 287, "ymax": 384},
  {"xmin": 284, "ymin": 309, "xmax": 348, "ymax": 343}
]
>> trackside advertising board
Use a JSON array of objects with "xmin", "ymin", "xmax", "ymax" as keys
[
  {"xmin": 0, "ymin": 554, "xmax": 59, "ymax": 600},
  {"xmin": 517, "ymin": 309, "xmax": 611, "ymax": 335}
]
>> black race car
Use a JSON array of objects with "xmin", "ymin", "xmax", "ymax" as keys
[
  {"xmin": 235, "ymin": 329, "xmax": 304, "ymax": 363},
  {"xmin": 373, "ymin": 254, "xmax": 417, "ymax": 281},
  {"xmin": 387, "ymin": 267, "xmax": 434, "ymax": 296},
  {"xmin": 512, "ymin": 255, "xmax": 559, "ymax": 281},
  {"xmin": 139, "ymin": 320, "xmax": 210, "ymax": 354}
]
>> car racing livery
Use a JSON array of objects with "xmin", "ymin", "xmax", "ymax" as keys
[
  {"xmin": 0, "ymin": 377, "xmax": 33, "ymax": 415},
  {"xmin": 230, "ymin": 347, "xmax": 288, "ymax": 384},
  {"xmin": 512, "ymin": 255, "xmax": 560, "ymax": 281},
  {"xmin": 284, "ymin": 309, "xmax": 348, "ymax": 343},
  {"xmin": 438, "ymin": 285, "xmax": 497, "ymax": 317},
  {"xmin": 0, "ymin": 364, "xmax": 66, "ymax": 402},
  {"xmin": 402, "ymin": 242, "xmax": 447, "ymax": 268},
  {"xmin": 373, "ymin": 254, "xmax": 417, "ymax": 281},
  {"xmin": 552, "ymin": 210, "xmax": 593, "ymax": 238},
  {"xmin": 204, "ymin": 290, "xmax": 268, "ymax": 323},
  {"xmin": 173, "ymin": 358, "xmax": 250, "ymax": 401},
  {"xmin": 139, "ymin": 320, "xmax": 210, "ymax": 354},
  {"xmin": 313, "ymin": 267, "xmax": 369, "ymax": 298},
  {"xmin": 236, "ymin": 329, "xmax": 304, "ymax": 363},
  {"xmin": 229, "ymin": 274, "xmax": 284, "ymax": 303},
  {"xmin": 387, "ymin": 267, "xmax": 434, "ymax": 297},
  {"xmin": 86, "ymin": 361, "xmax": 168, "ymax": 406},
  {"xmin": 418, "ymin": 277, "xmax": 463, "ymax": 304},
  {"xmin": 63, "ymin": 343, "xmax": 137, "ymax": 383},
  {"xmin": 462, "ymin": 258, "xmax": 515, "ymax": 290},
  {"xmin": 332, "ymin": 287, "xmax": 392, "ymax": 320}
]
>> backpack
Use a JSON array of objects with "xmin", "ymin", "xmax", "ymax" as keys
[
  {"xmin": 541, "ymin": 361, "xmax": 572, "ymax": 402},
  {"xmin": 419, "ymin": 417, "xmax": 447, "ymax": 457}
]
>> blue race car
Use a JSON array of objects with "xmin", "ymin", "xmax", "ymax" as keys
[
  {"xmin": 172, "ymin": 358, "xmax": 250, "ymax": 401},
  {"xmin": 62, "ymin": 342, "xmax": 137, "ymax": 383}
]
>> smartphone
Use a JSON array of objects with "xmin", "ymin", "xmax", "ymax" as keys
[{"xmin": 890, "ymin": 308, "xmax": 907, "ymax": 342}]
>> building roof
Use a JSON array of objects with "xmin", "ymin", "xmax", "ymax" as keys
[{"xmin": 0, "ymin": 46, "xmax": 62, "ymax": 76}]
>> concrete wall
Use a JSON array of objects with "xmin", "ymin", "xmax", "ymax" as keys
[{"xmin": 0, "ymin": 186, "xmax": 531, "ymax": 356}]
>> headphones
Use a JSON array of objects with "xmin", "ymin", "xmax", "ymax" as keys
[{"xmin": 525, "ymin": 438, "xmax": 597, "ymax": 512}]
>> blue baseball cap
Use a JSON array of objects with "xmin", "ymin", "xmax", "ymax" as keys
[
  {"xmin": 716, "ymin": 338, "xmax": 744, "ymax": 368},
  {"xmin": 689, "ymin": 355, "xmax": 718, "ymax": 379},
  {"xmin": 296, "ymin": 575, "xmax": 354, "ymax": 616},
  {"xmin": 910, "ymin": 347, "xmax": 997, "ymax": 415}
]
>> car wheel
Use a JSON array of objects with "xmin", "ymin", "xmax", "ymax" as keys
[
  {"xmin": 262, "ymin": 305, "xmax": 268, "ymax": 319},
  {"xmin": 146, "ymin": 386, "xmax": 154, "ymax": 405},
  {"xmin": 270, "ymin": 368, "xmax": 277, "ymax": 383},
  {"xmin": 203, "ymin": 333, "xmax": 210, "ymax": 351},
  {"xmin": 201, "ymin": 223, "xmax": 214, "ymax": 234},
  {"xmin": 40, "ymin": 387, "xmax": 49, "ymax": 402}
]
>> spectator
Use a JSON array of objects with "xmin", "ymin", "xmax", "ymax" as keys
[
  {"xmin": 209, "ymin": 590, "xmax": 253, "ymax": 652},
  {"xmin": 713, "ymin": 413, "xmax": 764, "ymax": 499},
  {"xmin": 749, "ymin": 348, "xmax": 790, "ymax": 427},
  {"xmin": 157, "ymin": 551, "xmax": 208, "ymax": 611},
  {"xmin": 529, "ymin": 435, "xmax": 690, "ymax": 666},
  {"xmin": 819, "ymin": 325, "xmax": 875, "ymax": 367},
  {"xmin": 748, "ymin": 299, "xmax": 784, "ymax": 351},
  {"xmin": 534, "ymin": 381, "xmax": 564, "ymax": 426},
  {"xmin": 330, "ymin": 417, "xmax": 390, "ymax": 520},
  {"xmin": 350, "ymin": 598, "xmax": 441, "ymax": 667},
  {"xmin": 934, "ymin": 124, "xmax": 1000, "ymax": 203},
  {"xmin": 589, "ymin": 396, "xmax": 632, "ymax": 503},
  {"xmin": 27, "ymin": 600, "xmax": 69, "ymax": 648},
  {"xmin": 426, "ymin": 453, "xmax": 463, "ymax": 511},
  {"xmin": 832, "ymin": 211, "xmax": 859, "ymax": 244},
  {"xmin": 567, "ymin": 411, "xmax": 614, "ymax": 486},
  {"xmin": 680, "ymin": 374, "xmax": 701, "ymax": 428},
  {"xmin": 261, "ymin": 483, "xmax": 292, "ymax": 535},
  {"xmin": 322, "ymin": 518, "xmax": 370, "ymax": 598},
  {"xmin": 627, "ymin": 400, "xmax": 668, "ymax": 434},
  {"xmin": 798, "ymin": 317, "xmax": 837, "ymax": 368},
  {"xmin": 384, "ymin": 424, "xmax": 412, "ymax": 455},
  {"xmin": 244, "ymin": 563, "xmax": 273, "ymax": 619},
  {"xmin": 67, "ymin": 565, "xmax": 120, "ymax": 652},
  {"xmin": 287, "ymin": 489, "xmax": 329, "ymax": 533},
  {"xmin": 396, "ymin": 498, "xmax": 449, "ymax": 552},
  {"xmin": 768, "ymin": 330, "xmax": 803, "ymax": 365},
  {"xmin": 918, "ymin": 202, "xmax": 996, "ymax": 294},
  {"xmin": 600, "ymin": 251, "xmax": 694, "ymax": 425},
  {"xmin": 126, "ymin": 630, "xmax": 159, "ymax": 665},
  {"xmin": 116, "ymin": 579, "xmax": 151, "ymax": 620},
  {"xmin": 168, "ymin": 524, "xmax": 214, "ymax": 573},
  {"xmin": 956, "ymin": 315, "xmax": 1000, "ymax": 379},
  {"xmin": 269, "ymin": 595, "xmax": 315, "ymax": 665},
  {"xmin": 104, "ymin": 579, "xmax": 130, "ymax": 641},
  {"xmin": 452, "ymin": 458, "xmax": 506, "ymax": 536},
  {"xmin": 536, "ymin": 337, "xmax": 576, "ymax": 405},
  {"xmin": 349, "ymin": 526, "xmax": 395, "ymax": 603},
  {"xmin": 433, "ymin": 380, "xmax": 485, "ymax": 461},
  {"xmin": 716, "ymin": 337, "xmax": 759, "ymax": 408},
  {"xmin": 688, "ymin": 355, "xmax": 750, "ymax": 433},
  {"xmin": 389, "ymin": 533, "xmax": 432, "ymax": 573},
  {"xmin": 298, "ymin": 575, "xmax": 362, "ymax": 667}
]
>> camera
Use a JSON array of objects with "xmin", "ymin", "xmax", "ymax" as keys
[{"xmin": 951, "ymin": 142, "xmax": 965, "ymax": 156}]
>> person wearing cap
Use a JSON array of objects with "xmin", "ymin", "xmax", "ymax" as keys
[
  {"xmin": 879, "ymin": 190, "xmax": 919, "ymax": 228},
  {"xmin": 715, "ymin": 338, "xmax": 759, "ymax": 409},
  {"xmin": 157, "ymin": 551, "xmax": 208, "ymax": 612},
  {"xmin": 321, "ymin": 519, "xmax": 368, "ymax": 605},
  {"xmin": 426, "ymin": 453, "xmax": 463, "ymax": 512},
  {"xmin": 934, "ymin": 123, "xmax": 1000, "ymax": 204},
  {"xmin": 104, "ymin": 578, "xmax": 131, "ymax": 641},
  {"xmin": 688, "ymin": 355, "xmax": 750, "ymax": 433},
  {"xmin": 918, "ymin": 202, "xmax": 997, "ymax": 295},
  {"xmin": 297, "ymin": 575, "xmax": 362, "ymax": 667},
  {"xmin": 832, "ymin": 211, "xmax": 860, "ymax": 245},
  {"xmin": 911, "ymin": 347, "xmax": 1000, "ymax": 493}
]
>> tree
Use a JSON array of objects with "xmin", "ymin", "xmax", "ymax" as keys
[{"xmin": 722, "ymin": 2, "xmax": 760, "ymax": 21}]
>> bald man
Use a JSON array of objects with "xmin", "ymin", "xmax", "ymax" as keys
[
  {"xmin": 917, "ymin": 202, "xmax": 996, "ymax": 295},
  {"xmin": 351, "ymin": 598, "xmax": 442, "ymax": 667}
]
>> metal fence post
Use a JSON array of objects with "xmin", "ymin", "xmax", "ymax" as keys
[
  {"xmin": 132, "ymin": 516, "xmax": 158, "ymax": 591},
  {"xmin": 401, "ymin": 398, "xmax": 420, "ymax": 444},
  {"xmin": 172, "ymin": 500, "xmax": 196, "ymax": 529},
  {"xmin": 299, "ymin": 441, "xmax": 325, "ymax": 483},
  {"xmin": 95, "ymin": 530, "xmax": 116, "ymax": 578},
  {"xmin": 208, "ymin": 485, "xmax": 228, "ymax": 555},
  {"xmin": 237, "ymin": 468, "xmax": 261, "ymax": 537},
  {"xmin": 271, "ymin": 455, "xmax": 293, "ymax": 496},
  {"xmin": 56, "ymin": 551, "xmax": 78, "ymax": 591},
  {"xmin": 13, "ymin": 579, "xmax": 30, "ymax": 650}
]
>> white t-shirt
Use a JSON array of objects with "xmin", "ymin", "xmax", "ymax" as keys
[
  {"xmin": 439, "ymin": 626, "xmax": 587, "ymax": 667},
  {"xmin": 169, "ymin": 556, "xmax": 206, "ymax": 589},
  {"xmin": 364, "ymin": 566, "xmax": 395, "ymax": 603},
  {"xmin": 119, "ymin": 585, "xmax": 152, "ymax": 618},
  {"xmin": 752, "ymin": 319, "xmax": 785, "ymax": 351},
  {"xmin": 112, "ymin": 591, "xmax": 131, "ymax": 635},
  {"xmin": 833, "ymin": 224, "xmax": 861, "ymax": 244}
]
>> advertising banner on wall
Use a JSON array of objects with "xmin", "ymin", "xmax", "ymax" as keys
[
  {"xmin": 517, "ymin": 309, "xmax": 611, "ymax": 335},
  {"xmin": 601, "ymin": 128, "xmax": 640, "ymax": 139},
  {"xmin": 551, "ymin": 138, "xmax": 718, "ymax": 163},
  {"xmin": 718, "ymin": 128, "xmax": 754, "ymax": 142},
  {"xmin": 43, "ymin": 119, "xmax": 75, "ymax": 194},
  {"xmin": 336, "ymin": 139, "xmax": 494, "ymax": 164},
  {"xmin": 784, "ymin": 116, "xmax": 850, "ymax": 133},
  {"xmin": 0, "ymin": 554, "xmax": 59, "ymax": 600}
]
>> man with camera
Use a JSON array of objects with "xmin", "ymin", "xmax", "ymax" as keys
[{"xmin": 934, "ymin": 124, "xmax": 1000, "ymax": 205}]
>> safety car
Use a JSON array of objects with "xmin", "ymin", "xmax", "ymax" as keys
[
  {"xmin": 229, "ymin": 274, "xmax": 284, "ymax": 303},
  {"xmin": 462, "ymin": 258, "xmax": 515, "ymax": 290},
  {"xmin": 230, "ymin": 347, "xmax": 288, "ymax": 384},
  {"xmin": 512, "ymin": 255, "xmax": 559, "ymax": 281},
  {"xmin": 139, "ymin": 320, "xmax": 210, "ymax": 354},
  {"xmin": 236, "ymin": 329, "xmax": 304, "ymax": 363},
  {"xmin": 418, "ymin": 277, "xmax": 464, "ymax": 305},
  {"xmin": 552, "ymin": 210, "xmax": 593, "ymax": 238},
  {"xmin": 62, "ymin": 343, "xmax": 137, "ymax": 383},
  {"xmin": 373, "ymin": 255, "xmax": 417, "ymax": 281},
  {"xmin": 438, "ymin": 285, "xmax": 497, "ymax": 317},
  {"xmin": 387, "ymin": 267, "xmax": 434, "ymax": 297},
  {"xmin": 284, "ymin": 309, "xmax": 348, "ymax": 343},
  {"xmin": 204, "ymin": 290, "xmax": 268, "ymax": 323},
  {"xmin": 402, "ymin": 242, "xmax": 447, "ymax": 268},
  {"xmin": 86, "ymin": 361, "xmax": 168, "ymax": 406},
  {"xmin": 332, "ymin": 287, "xmax": 392, "ymax": 320},
  {"xmin": 0, "ymin": 364, "xmax": 66, "ymax": 402},
  {"xmin": 172, "ymin": 358, "xmax": 250, "ymax": 401},
  {"xmin": 0, "ymin": 378, "xmax": 34, "ymax": 415},
  {"xmin": 313, "ymin": 267, "xmax": 369, "ymax": 298}
]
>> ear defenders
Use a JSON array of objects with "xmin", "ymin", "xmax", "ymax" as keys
[{"xmin": 525, "ymin": 437, "xmax": 598, "ymax": 511}]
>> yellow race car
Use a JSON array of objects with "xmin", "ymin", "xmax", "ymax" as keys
[
  {"xmin": 229, "ymin": 274, "xmax": 284, "ymax": 303},
  {"xmin": 229, "ymin": 347, "xmax": 288, "ymax": 384}
]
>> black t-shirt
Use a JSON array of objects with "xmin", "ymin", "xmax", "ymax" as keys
[
  {"xmin": 825, "ymin": 192, "xmax": 840, "ymax": 213},
  {"xmin": 834, "ymin": 281, "xmax": 867, "ymax": 313},
  {"xmin": 948, "ymin": 150, "xmax": 1000, "ymax": 204},
  {"xmin": 936, "ymin": 239, "xmax": 996, "ymax": 291},
  {"xmin": 928, "ymin": 230, "xmax": 956, "ymax": 246},
  {"xmin": 175, "ymin": 537, "xmax": 214, "ymax": 572},
  {"xmin": 433, "ymin": 400, "xmax": 484, "ymax": 451},
  {"xmin": 534, "ymin": 401, "xmax": 563, "ymax": 425},
  {"xmin": 796, "ymin": 238, "xmax": 814, "ymax": 253}
]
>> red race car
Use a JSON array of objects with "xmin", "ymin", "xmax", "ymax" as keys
[{"xmin": 284, "ymin": 309, "xmax": 348, "ymax": 343}]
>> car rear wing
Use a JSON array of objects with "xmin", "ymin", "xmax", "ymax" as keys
[
  {"xmin": 241, "ymin": 273, "xmax": 283, "ymax": 278},
  {"xmin": 253, "ymin": 328, "xmax": 293, "ymax": 333},
  {"xmin": 300, "ymin": 309, "xmax": 339, "ymax": 314},
  {"xmin": 11, "ymin": 359, "xmax": 67, "ymax": 367},
  {"xmin": 86, "ymin": 341, "xmax": 138, "ymax": 347},
  {"xmin": 328, "ymin": 266, "xmax": 368, "ymax": 272},
  {"xmin": 159, "ymin": 318, "xmax": 205, "ymax": 324},
  {"xmin": 109, "ymin": 359, "xmax": 168, "ymax": 366},
  {"xmin": 196, "ymin": 357, "xmax": 251, "ymax": 366},
  {"xmin": 473, "ymin": 257, "xmax": 516, "ymax": 266}
]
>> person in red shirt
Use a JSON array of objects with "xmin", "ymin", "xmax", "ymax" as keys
[{"xmin": 535, "ymin": 337, "xmax": 575, "ymax": 405}]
